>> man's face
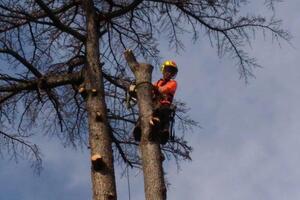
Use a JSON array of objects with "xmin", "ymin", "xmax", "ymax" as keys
[
  {"xmin": 163, "ymin": 66, "xmax": 177, "ymax": 80},
  {"xmin": 163, "ymin": 71, "xmax": 173, "ymax": 80}
]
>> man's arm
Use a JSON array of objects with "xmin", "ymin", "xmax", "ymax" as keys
[{"xmin": 158, "ymin": 80, "xmax": 177, "ymax": 94}]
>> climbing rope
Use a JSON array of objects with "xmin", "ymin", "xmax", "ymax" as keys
[
  {"xmin": 169, "ymin": 105, "xmax": 177, "ymax": 142},
  {"xmin": 126, "ymin": 166, "xmax": 131, "ymax": 200}
]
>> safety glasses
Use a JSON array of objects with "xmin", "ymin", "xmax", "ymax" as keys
[{"xmin": 164, "ymin": 66, "xmax": 178, "ymax": 74}]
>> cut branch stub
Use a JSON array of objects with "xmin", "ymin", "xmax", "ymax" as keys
[
  {"xmin": 91, "ymin": 154, "xmax": 104, "ymax": 171},
  {"xmin": 91, "ymin": 88, "xmax": 97, "ymax": 94},
  {"xmin": 107, "ymin": 192, "xmax": 115, "ymax": 200},
  {"xmin": 78, "ymin": 85, "xmax": 86, "ymax": 93},
  {"xmin": 96, "ymin": 111, "xmax": 103, "ymax": 121}
]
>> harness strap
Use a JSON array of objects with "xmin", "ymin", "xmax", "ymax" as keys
[{"xmin": 135, "ymin": 81, "xmax": 153, "ymax": 89}]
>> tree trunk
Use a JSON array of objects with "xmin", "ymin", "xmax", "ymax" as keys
[
  {"xmin": 82, "ymin": 1, "xmax": 117, "ymax": 200},
  {"xmin": 124, "ymin": 50, "xmax": 167, "ymax": 200}
]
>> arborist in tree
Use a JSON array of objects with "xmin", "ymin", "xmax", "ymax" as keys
[{"xmin": 132, "ymin": 60, "xmax": 178, "ymax": 144}]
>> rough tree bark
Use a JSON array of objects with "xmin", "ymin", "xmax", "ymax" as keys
[
  {"xmin": 82, "ymin": 1, "xmax": 117, "ymax": 200},
  {"xmin": 124, "ymin": 50, "xmax": 167, "ymax": 200}
]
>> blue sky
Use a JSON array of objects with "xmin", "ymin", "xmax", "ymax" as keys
[{"xmin": 1, "ymin": 1, "xmax": 300, "ymax": 200}]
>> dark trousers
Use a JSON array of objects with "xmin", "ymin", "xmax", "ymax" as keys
[
  {"xmin": 133, "ymin": 104, "xmax": 172, "ymax": 144},
  {"xmin": 153, "ymin": 104, "xmax": 172, "ymax": 131}
]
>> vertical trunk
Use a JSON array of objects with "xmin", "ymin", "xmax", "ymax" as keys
[
  {"xmin": 124, "ymin": 50, "xmax": 167, "ymax": 200},
  {"xmin": 82, "ymin": 1, "xmax": 117, "ymax": 200}
]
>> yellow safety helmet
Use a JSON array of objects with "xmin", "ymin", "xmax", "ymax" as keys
[{"xmin": 160, "ymin": 60, "xmax": 178, "ymax": 74}]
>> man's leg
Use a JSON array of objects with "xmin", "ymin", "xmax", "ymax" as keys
[
  {"xmin": 133, "ymin": 119, "xmax": 141, "ymax": 141},
  {"xmin": 158, "ymin": 105, "xmax": 172, "ymax": 144}
]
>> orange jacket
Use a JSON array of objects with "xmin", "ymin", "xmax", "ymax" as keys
[{"xmin": 153, "ymin": 79, "xmax": 177, "ymax": 105}]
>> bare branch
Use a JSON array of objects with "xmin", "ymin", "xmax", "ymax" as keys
[{"xmin": 0, "ymin": 130, "xmax": 42, "ymax": 173}]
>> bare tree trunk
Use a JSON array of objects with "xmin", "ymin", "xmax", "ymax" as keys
[
  {"xmin": 124, "ymin": 50, "xmax": 167, "ymax": 200},
  {"xmin": 82, "ymin": 1, "xmax": 117, "ymax": 200}
]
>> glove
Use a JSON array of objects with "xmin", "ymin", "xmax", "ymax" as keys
[{"xmin": 129, "ymin": 84, "xmax": 136, "ymax": 93}]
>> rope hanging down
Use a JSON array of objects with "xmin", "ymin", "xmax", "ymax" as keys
[{"xmin": 126, "ymin": 166, "xmax": 131, "ymax": 200}]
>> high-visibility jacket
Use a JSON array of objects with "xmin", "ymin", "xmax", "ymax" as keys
[{"xmin": 153, "ymin": 79, "xmax": 177, "ymax": 105}]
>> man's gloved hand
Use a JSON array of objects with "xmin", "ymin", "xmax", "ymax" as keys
[{"xmin": 129, "ymin": 84, "xmax": 136, "ymax": 93}]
